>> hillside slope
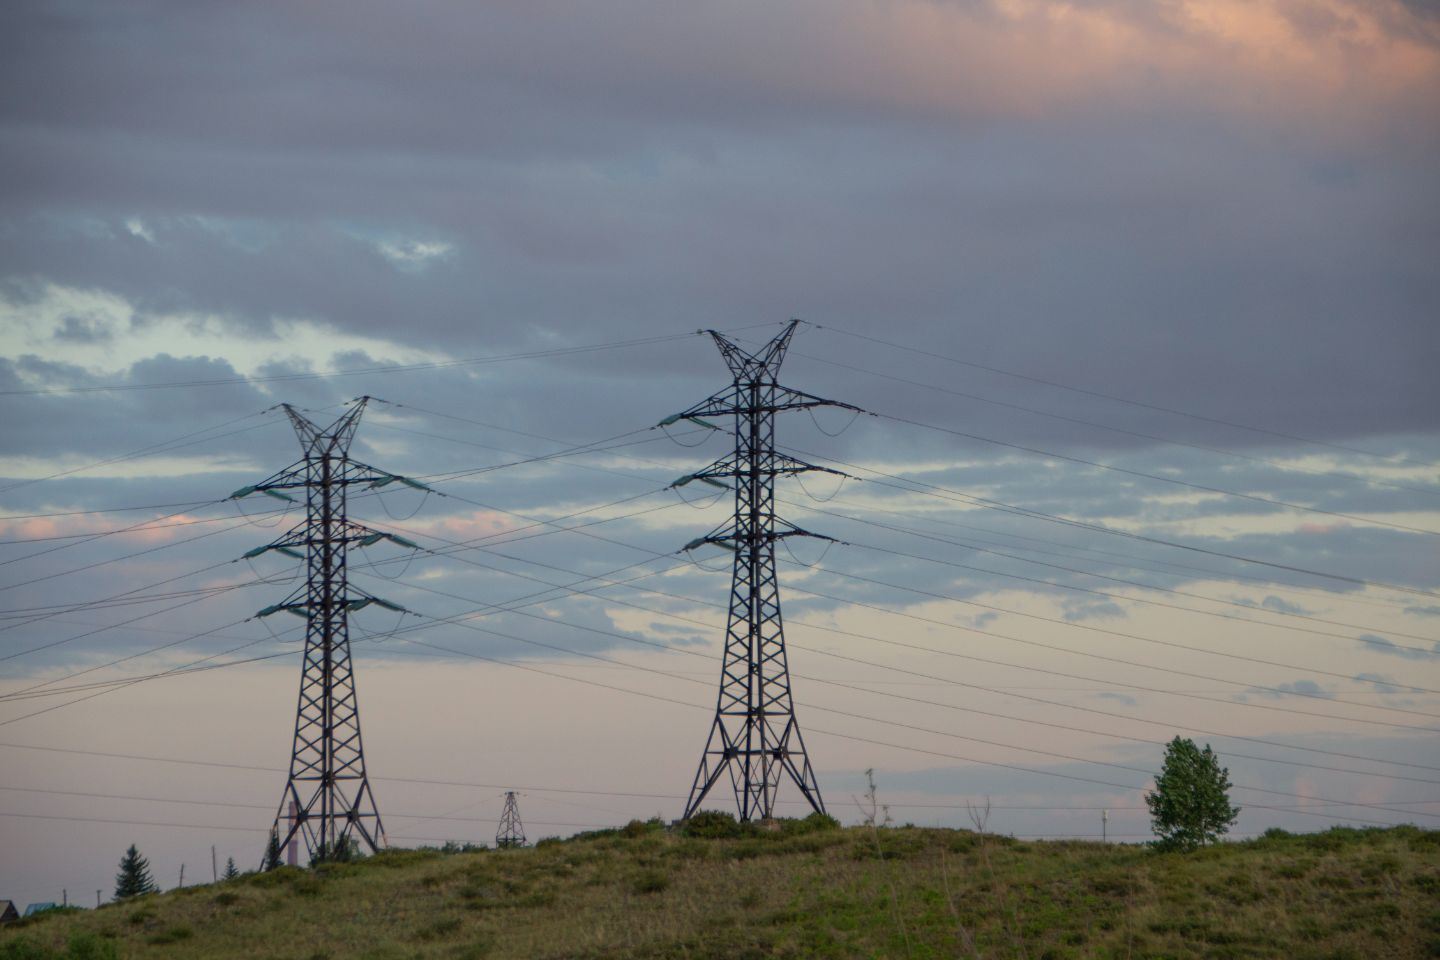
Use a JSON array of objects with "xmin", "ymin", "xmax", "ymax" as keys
[{"xmin": 3, "ymin": 823, "xmax": 1437, "ymax": 959}]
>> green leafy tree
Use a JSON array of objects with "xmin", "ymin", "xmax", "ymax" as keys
[
  {"xmin": 113, "ymin": 844, "xmax": 158, "ymax": 900},
  {"xmin": 222, "ymin": 857, "xmax": 240, "ymax": 881},
  {"xmin": 1146, "ymin": 736, "xmax": 1240, "ymax": 851}
]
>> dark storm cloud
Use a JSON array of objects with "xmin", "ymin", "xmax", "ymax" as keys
[{"xmin": 1, "ymin": 1, "xmax": 1438, "ymax": 451}]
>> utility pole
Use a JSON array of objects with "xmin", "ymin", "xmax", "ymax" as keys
[
  {"xmin": 1102, "ymin": 809, "xmax": 1109, "ymax": 843},
  {"xmin": 178, "ymin": 865, "xmax": 184, "ymax": 888},
  {"xmin": 665, "ymin": 320, "xmax": 859, "ymax": 821},
  {"xmin": 232, "ymin": 398, "xmax": 423, "ymax": 864},
  {"xmin": 496, "ymin": 792, "xmax": 526, "ymax": 848},
  {"xmin": 211, "ymin": 846, "xmax": 217, "ymax": 883}
]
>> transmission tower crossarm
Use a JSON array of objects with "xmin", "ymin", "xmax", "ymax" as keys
[
  {"xmin": 673, "ymin": 452, "xmax": 849, "ymax": 489},
  {"xmin": 665, "ymin": 385, "xmax": 863, "ymax": 425},
  {"xmin": 233, "ymin": 458, "xmax": 414, "ymax": 500},
  {"xmin": 682, "ymin": 523, "xmax": 839, "ymax": 554}
]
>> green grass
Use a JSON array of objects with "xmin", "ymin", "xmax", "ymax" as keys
[{"xmin": 3, "ymin": 824, "xmax": 1436, "ymax": 959}]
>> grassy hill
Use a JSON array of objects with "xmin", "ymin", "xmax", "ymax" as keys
[{"xmin": 3, "ymin": 820, "xmax": 1437, "ymax": 959}]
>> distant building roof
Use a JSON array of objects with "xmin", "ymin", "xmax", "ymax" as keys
[
  {"xmin": 0, "ymin": 900, "xmax": 19, "ymax": 923},
  {"xmin": 23, "ymin": 902, "xmax": 57, "ymax": 917}
]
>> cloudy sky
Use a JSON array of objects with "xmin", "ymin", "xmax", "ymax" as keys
[{"xmin": 2, "ymin": 0, "xmax": 1438, "ymax": 904}]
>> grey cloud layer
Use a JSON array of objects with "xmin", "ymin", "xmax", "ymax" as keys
[{"xmin": 1, "ymin": 1, "xmax": 1437, "ymax": 450}]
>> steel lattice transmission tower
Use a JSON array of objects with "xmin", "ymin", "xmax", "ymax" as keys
[
  {"xmin": 232, "ymin": 398, "xmax": 421, "ymax": 863},
  {"xmin": 665, "ymin": 320, "xmax": 859, "ymax": 821},
  {"xmin": 496, "ymin": 792, "xmax": 527, "ymax": 848}
]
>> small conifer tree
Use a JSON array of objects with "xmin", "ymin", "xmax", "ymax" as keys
[
  {"xmin": 222, "ymin": 857, "xmax": 240, "ymax": 881},
  {"xmin": 113, "ymin": 844, "xmax": 158, "ymax": 900},
  {"xmin": 1146, "ymin": 736, "xmax": 1240, "ymax": 851},
  {"xmin": 262, "ymin": 828, "xmax": 283, "ymax": 872}
]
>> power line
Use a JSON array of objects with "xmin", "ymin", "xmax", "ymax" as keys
[
  {"xmin": 0, "ymin": 579, "xmax": 278, "ymax": 622},
  {"xmin": 453, "ymin": 533, "xmax": 1437, "ymax": 771},
  {"xmin": 328, "ymin": 479, "xmax": 1440, "ymax": 774},
  {"xmin": 870, "ymin": 409, "xmax": 1440, "ymax": 537},
  {"xmin": 783, "ymin": 496, "xmax": 1440, "ymax": 650},
  {"xmin": 0, "ymin": 500, "xmax": 220, "ymax": 521},
  {"xmin": 0, "ymin": 409, "xmax": 279, "ymax": 495},
  {"xmin": 0, "ymin": 331, "xmax": 707, "ymax": 397},
  {"xmin": 0, "ymin": 488, "xmax": 691, "ymax": 722},
  {"xmin": 791, "ymin": 563, "xmax": 1437, "ymax": 731},
  {"xmin": 813, "ymin": 323, "xmax": 1439, "ymax": 469},
  {"xmin": 0, "ymin": 434, "xmax": 674, "ymax": 637},
  {"xmin": 0, "ymin": 650, "xmax": 298, "ymax": 704},
  {"xmin": 362, "ymin": 401, "xmax": 1437, "ymax": 690},
  {"xmin": 327, "ymin": 390, "xmax": 1440, "ymax": 682},
  {"xmin": 784, "ymin": 345, "xmax": 1440, "ymax": 499},
  {"xmin": 0, "ymin": 515, "xmax": 263, "ymax": 597},
  {"xmin": 2, "ymin": 371, "xmax": 1428, "ymax": 846},
  {"xmin": 0, "ymin": 506, "xmax": 291, "ymax": 548},
  {"xmin": 0, "ymin": 565, "xmax": 273, "ymax": 664},
  {"xmin": 789, "ymin": 487, "xmax": 1418, "ymax": 614},
  {"xmin": 367, "ymin": 555, "xmax": 1440, "ymax": 769},
  {"xmin": 383, "ymin": 609, "xmax": 1439, "ymax": 822},
  {"xmin": 0, "ymin": 630, "xmax": 293, "ymax": 729},
  {"xmin": 791, "ymin": 448, "xmax": 1440, "ymax": 601},
  {"xmin": 0, "ymin": 595, "xmax": 301, "ymax": 703},
  {"xmin": 351, "ymin": 491, "xmax": 1440, "ymax": 759},
  {"xmin": 388, "ymin": 391, "xmax": 1434, "ymax": 639},
  {"xmin": 3, "ymin": 617, "xmax": 1429, "ymax": 831},
  {"xmin": 814, "ymin": 535, "xmax": 1440, "ymax": 702},
  {"xmin": 6, "ymin": 741, "xmax": 1435, "ymax": 816},
  {"xmin": 14, "ymin": 402, "xmax": 1416, "ymax": 782},
  {"xmin": 362, "ymin": 564, "xmax": 1440, "ymax": 788},
  {"xmin": 5, "ymin": 784, "xmax": 1431, "ymax": 826},
  {"xmin": 380, "ymin": 399, "xmax": 1427, "ymax": 627}
]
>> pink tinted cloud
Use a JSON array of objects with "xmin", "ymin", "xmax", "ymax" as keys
[
  {"xmin": 751, "ymin": 0, "xmax": 1440, "ymax": 129},
  {"xmin": 422, "ymin": 509, "xmax": 520, "ymax": 543},
  {"xmin": 0, "ymin": 513, "xmax": 216, "ymax": 547},
  {"xmin": 1298, "ymin": 521, "xmax": 1346, "ymax": 534}
]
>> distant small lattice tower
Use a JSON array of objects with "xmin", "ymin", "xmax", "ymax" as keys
[{"xmin": 496, "ymin": 792, "xmax": 527, "ymax": 848}]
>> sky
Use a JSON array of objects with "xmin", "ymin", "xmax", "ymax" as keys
[{"xmin": 1, "ymin": 0, "xmax": 1438, "ymax": 906}]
